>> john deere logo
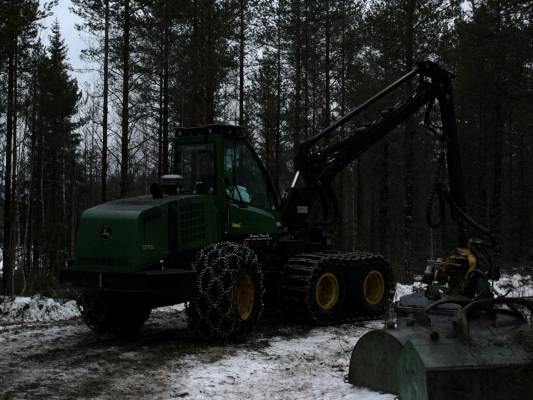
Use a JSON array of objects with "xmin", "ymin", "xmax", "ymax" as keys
[{"xmin": 100, "ymin": 226, "xmax": 112, "ymax": 239}]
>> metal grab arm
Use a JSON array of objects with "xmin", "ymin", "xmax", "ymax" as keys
[{"xmin": 455, "ymin": 297, "xmax": 533, "ymax": 340}]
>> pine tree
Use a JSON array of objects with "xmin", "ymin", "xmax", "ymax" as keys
[
  {"xmin": 454, "ymin": 1, "xmax": 533, "ymax": 263},
  {"xmin": 36, "ymin": 22, "xmax": 81, "ymax": 283},
  {"xmin": 0, "ymin": 0, "xmax": 43, "ymax": 295}
]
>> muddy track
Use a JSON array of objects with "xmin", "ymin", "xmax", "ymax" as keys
[
  {"xmin": 0, "ymin": 309, "xmax": 331, "ymax": 400},
  {"xmin": 1, "ymin": 311, "xmax": 200, "ymax": 399}
]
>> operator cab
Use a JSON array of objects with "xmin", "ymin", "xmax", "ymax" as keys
[{"xmin": 172, "ymin": 124, "xmax": 282, "ymax": 237}]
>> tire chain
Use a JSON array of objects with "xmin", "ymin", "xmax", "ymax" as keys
[
  {"xmin": 280, "ymin": 251, "xmax": 395, "ymax": 325},
  {"xmin": 77, "ymin": 293, "xmax": 109, "ymax": 333},
  {"xmin": 186, "ymin": 242, "xmax": 265, "ymax": 342}
]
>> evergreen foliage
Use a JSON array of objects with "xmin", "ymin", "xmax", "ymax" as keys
[{"xmin": 1, "ymin": 0, "xmax": 533, "ymax": 294}]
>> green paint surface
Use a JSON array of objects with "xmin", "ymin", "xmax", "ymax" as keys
[{"xmin": 73, "ymin": 125, "xmax": 283, "ymax": 274}]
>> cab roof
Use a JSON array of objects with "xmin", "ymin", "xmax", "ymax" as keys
[{"xmin": 176, "ymin": 124, "xmax": 244, "ymax": 138}]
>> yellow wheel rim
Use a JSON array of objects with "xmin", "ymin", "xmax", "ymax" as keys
[
  {"xmin": 315, "ymin": 272, "xmax": 339, "ymax": 310},
  {"xmin": 232, "ymin": 272, "xmax": 255, "ymax": 321},
  {"xmin": 363, "ymin": 270, "xmax": 385, "ymax": 305}
]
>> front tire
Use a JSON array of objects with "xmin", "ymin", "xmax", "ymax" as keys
[
  {"xmin": 186, "ymin": 242, "xmax": 264, "ymax": 342},
  {"xmin": 78, "ymin": 291, "xmax": 151, "ymax": 336}
]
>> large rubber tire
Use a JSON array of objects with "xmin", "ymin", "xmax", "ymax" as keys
[
  {"xmin": 280, "ymin": 253, "xmax": 347, "ymax": 324},
  {"xmin": 78, "ymin": 292, "xmax": 151, "ymax": 336},
  {"xmin": 186, "ymin": 242, "xmax": 264, "ymax": 342},
  {"xmin": 346, "ymin": 254, "xmax": 394, "ymax": 317}
]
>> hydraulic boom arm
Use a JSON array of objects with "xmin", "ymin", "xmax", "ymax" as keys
[{"xmin": 282, "ymin": 61, "xmax": 467, "ymax": 244}]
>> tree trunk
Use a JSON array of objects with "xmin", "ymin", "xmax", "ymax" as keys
[
  {"xmin": 275, "ymin": 15, "xmax": 281, "ymax": 187},
  {"xmin": 238, "ymin": 0, "xmax": 246, "ymax": 126},
  {"xmin": 162, "ymin": 0, "xmax": 170, "ymax": 174},
  {"xmin": 120, "ymin": 0, "xmax": 131, "ymax": 197},
  {"xmin": 379, "ymin": 142, "xmax": 389, "ymax": 255},
  {"xmin": 24, "ymin": 62, "xmax": 39, "ymax": 295},
  {"xmin": 157, "ymin": 68, "xmax": 163, "ymax": 177},
  {"xmin": 403, "ymin": 0, "xmax": 416, "ymax": 280},
  {"xmin": 323, "ymin": 0, "xmax": 331, "ymax": 127},
  {"xmin": 10, "ymin": 45, "xmax": 19, "ymax": 292},
  {"xmin": 2, "ymin": 38, "xmax": 16, "ymax": 296},
  {"xmin": 291, "ymin": 0, "xmax": 302, "ymax": 161},
  {"xmin": 355, "ymin": 159, "xmax": 362, "ymax": 248},
  {"xmin": 517, "ymin": 133, "xmax": 526, "ymax": 259},
  {"xmin": 101, "ymin": 0, "xmax": 110, "ymax": 203},
  {"xmin": 491, "ymin": 102, "xmax": 503, "ymax": 243}
]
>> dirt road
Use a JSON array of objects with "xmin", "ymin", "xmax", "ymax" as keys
[{"xmin": 0, "ymin": 308, "xmax": 392, "ymax": 400}]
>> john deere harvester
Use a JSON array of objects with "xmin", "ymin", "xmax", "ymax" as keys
[
  {"xmin": 61, "ymin": 61, "xmax": 530, "ymax": 368},
  {"xmin": 61, "ymin": 111, "xmax": 394, "ymax": 340}
]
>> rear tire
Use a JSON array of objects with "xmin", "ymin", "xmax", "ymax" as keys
[
  {"xmin": 280, "ymin": 253, "xmax": 346, "ymax": 324},
  {"xmin": 78, "ymin": 291, "xmax": 151, "ymax": 336},
  {"xmin": 186, "ymin": 242, "xmax": 264, "ymax": 342},
  {"xmin": 346, "ymin": 254, "xmax": 393, "ymax": 317}
]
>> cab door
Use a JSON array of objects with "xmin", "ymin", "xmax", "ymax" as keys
[{"xmin": 223, "ymin": 138, "xmax": 282, "ymax": 238}]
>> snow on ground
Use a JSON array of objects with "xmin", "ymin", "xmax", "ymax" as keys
[
  {"xmin": 0, "ymin": 309, "xmax": 393, "ymax": 399},
  {"xmin": 173, "ymin": 321, "xmax": 394, "ymax": 400},
  {"xmin": 0, "ymin": 297, "xmax": 187, "ymax": 327},
  {"xmin": 492, "ymin": 273, "xmax": 533, "ymax": 297},
  {"xmin": 393, "ymin": 272, "xmax": 533, "ymax": 301},
  {"xmin": 0, "ymin": 272, "xmax": 530, "ymax": 326},
  {"xmin": 0, "ymin": 295, "xmax": 79, "ymax": 325},
  {"xmin": 0, "ymin": 274, "xmax": 531, "ymax": 399}
]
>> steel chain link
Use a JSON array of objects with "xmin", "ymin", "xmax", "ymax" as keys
[{"xmin": 187, "ymin": 242, "xmax": 264, "ymax": 341}]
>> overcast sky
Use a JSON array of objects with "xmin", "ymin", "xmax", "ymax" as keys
[{"xmin": 43, "ymin": 0, "xmax": 94, "ymax": 85}]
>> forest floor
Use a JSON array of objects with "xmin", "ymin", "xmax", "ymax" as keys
[{"xmin": 0, "ymin": 274, "xmax": 531, "ymax": 400}]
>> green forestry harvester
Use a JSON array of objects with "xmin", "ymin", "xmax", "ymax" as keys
[{"xmin": 57, "ymin": 61, "xmax": 467, "ymax": 339}]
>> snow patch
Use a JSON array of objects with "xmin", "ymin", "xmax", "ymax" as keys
[
  {"xmin": 0, "ymin": 296, "xmax": 186, "ymax": 326},
  {"xmin": 492, "ymin": 274, "xmax": 533, "ymax": 297},
  {"xmin": 394, "ymin": 280, "xmax": 426, "ymax": 301},
  {"xmin": 393, "ymin": 273, "xmax": 532, "ymax": 301},
  {"xmin": 173, "ymin": 322, "xmax": 394, "ymax": 400},
  {"xmin": 155, "ymin": 303, "xmax": 186, "ymax": 313},
  {"xmin": 0, "ymin": 296, "xmax": 79, "ymax": 325}
]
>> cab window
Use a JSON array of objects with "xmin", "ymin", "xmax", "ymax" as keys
[
  {"xmin": 175, "ymin": 143, "xmax": 215, "ymax": 194},
  {"xmin": 224, "ymin": 139, "xmax": 276, "ymax": 210}
]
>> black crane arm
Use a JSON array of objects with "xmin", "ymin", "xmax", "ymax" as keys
[{"xmin": 282, "ymin": 61, "xmax": 467, "ymax": 243}]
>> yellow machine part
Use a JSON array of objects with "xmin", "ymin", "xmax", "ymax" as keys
[
  {"xmin": 434, "ymin": 248, "xmax": 477, "ymax": 282},
  {"xmin": 363, "ymin": 270, "xmax": 386, "ymax": 305},
  {"xmin": 232, "ymin": 271, "xmax": 255, "ymax": 320},
  {"xmin": 315, "ymin": 272, "xmax": 339, "ymax": 310}
]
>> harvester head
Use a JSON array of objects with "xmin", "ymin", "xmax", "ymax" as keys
[{"xmin": 348, "ymin": 291, "xmax": 533, "ymax": 400}]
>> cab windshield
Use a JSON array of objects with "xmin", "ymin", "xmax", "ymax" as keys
[
  {"xmin": 224, "ymin": 139, "xmax": 276, "ymax": 210},
  {"xmin": 175, "ymin": 143, "xmax": 215, "ymax": 194}
]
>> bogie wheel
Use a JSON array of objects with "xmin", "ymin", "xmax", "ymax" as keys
[
  {"xmin": 187, "ymin": 242, "xmax": 264, "ymax": 342},
  {"xmin": 280, "ymin": 254, "xmax": 346, "ymax": 324},
  {"xmin": 347, "ymin": 255, "xmax": 393, "ymax": 316},
  {"xmin": 78, "ymin": 291, "xmax": 151, "ymax": 336},
  {"xmin": 309, "ymin": 266, "xmax": 346, "ymax": 322}
]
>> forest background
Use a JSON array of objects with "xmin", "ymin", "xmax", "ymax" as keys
[{"xmin": 1, "ymin": 0, "xmax": 532, "ymax": 295}]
